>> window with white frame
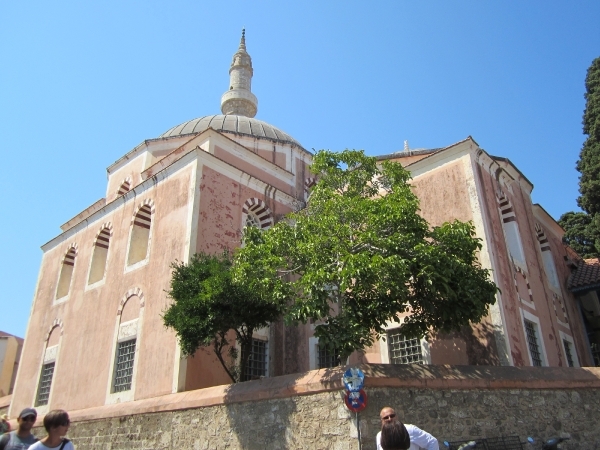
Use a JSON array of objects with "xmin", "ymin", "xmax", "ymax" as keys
[
  {"xmin": 503, "ymin": 221, "xmax": 527, "ymax": 269},
  {"xmin": 245, "ymin": 212, "xmax": 261, "ymax": 229},
  {"xmin": 563, "ymin": 340, "xmax": 574, "ymax": 367},
  {"xmin": 108, "ymin": 293, "xmax": 142, "ymax": 401},
  {"xmin": 56, "ymin": 246, "xmax": 77, "ymax": 299},
  {"xmin": 242, "ymin": 338, "xmax": 268, "ymax": 381},
  {"xmin": 535, "ymin": 224, "xmax": 561, "ymax": 291},
  {"xmin": 88, "ymin": 226, "xmax": 111, "ymax": 285},
  {"xmin": 113, "ymin": 338, "xmax": 136, "ymax": 392},
  {"xmin": 541, "ymin": 251, "xmax": 561, "ymax": 291},
  {"xmin": 387, "ymin": 329, "xmax": 424, "ymax": 364},
  {"xmin": 127, "ymin": 204, "xmax": 152, "ymax": 266},
  {"xmin": 35, "ymin": 362, "xmax": 55, "ymax": 406},
  {"xmin": 523, "ymin": 319, "xmax": 543, "ymax": 366},
  {"xmin": 559, "ymin": 331, "xmax": 579, "ymax": 367},
  {"xmin": 498, "ymin": 195, "xmax": 526, "ymax": 269},
  {"xmin": 242, "ymin": 199, "xmax": 273, "ymax": 232},
  {"xmin": 318, "ymin": 343, "xmax": 340, "ymax": 369}
]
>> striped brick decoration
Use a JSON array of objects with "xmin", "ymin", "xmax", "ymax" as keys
[
  {"xmin": 62, "ymin": 244, "xmax": 78, "ymax": 266},
  {"xmin": 132, "ymin": 200, "xmax": 155, "ymax": 230},
  {"xmin": 94, "ymin": 223, "xmax": 113, "ymax": 249},
  {"xmin": 117, "ymin": 177, "xmax": 132, "ymax": 196},
  {"xmin": 552, "ymin": 292, "xmax": 569, "ymax": 325},
  {"xmin": 242, "ymin": 198, "xmax": 273, "ymax": 229},
  {"xmin": 534, "ymin": 223, "xmax": 551, "ymax": 252},
  {"xmin": 513, "ymin": 266, "xmax": 534, "ymax": 305},
  {"xmin": 305, "ymin": 177, "xmax": 317, "ymax": 193},
  {"xmin": 497, "ymin": 193, "xmax": 516, "ymax": 223},
  {"xmin": 117, "ymin": 287, "xmax": 146, "ymax": 316}
]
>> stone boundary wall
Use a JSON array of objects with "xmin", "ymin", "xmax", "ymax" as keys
[{"xmin": 17, "ymin": 365, "xmax": 600, "ymax": 449}]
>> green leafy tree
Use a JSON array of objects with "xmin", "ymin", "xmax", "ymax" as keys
[
  {"xmin": 558, "ymin": 211, "xmax": 599, "ymax": 258},
  {"xmin": 577, "ymin": 57, "xmax": 600, "ymax": 214},
  {"xmin": 234, "ymin": 150, "xmax": 499, "ymax": 361},
  {"xmin": 163, "ymin": 252, "xmax": 286, "ymax": 383},
  {"xmin": 561, "ymin": 57, "xmax": 600, "ymax": 258}
]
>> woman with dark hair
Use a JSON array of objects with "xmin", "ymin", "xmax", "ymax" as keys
[
  {"xmin": 28, "ymin": 410, "xmax": 74, "ymax": 450},
  {"xmin": 380, "ymin": 421, "xmax": 411, "ymax": 450}
]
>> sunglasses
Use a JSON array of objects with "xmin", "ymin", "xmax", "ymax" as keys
[
  {"xmin": 381, "ymin": 413, "xmax": 396, "ymax": 421},
  {"xmin": 61, "ymin": 420, "xmax": 70, "ymax": 427},
  {"xmin": 21, "ymin": 416, "xmax": 36, "ymax": 422}
]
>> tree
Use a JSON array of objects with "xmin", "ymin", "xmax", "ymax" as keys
[
  {"xmin": 163, "ymin": 252, "xmax": 286, "ymax": 383},
  {"xmin": 561, "ymin": 57, "xmax": 600, "ymax": 258},
  {"xmin": 558, "ymin": 211, "xmax": 599, "ymax": 258},
  {"xmin": 576, "ymin": 57, "xmax": 600, "ymax": 214},
  {"xmin": 234, "ymin": 150, "xmax": 499, "ymax": 361}
]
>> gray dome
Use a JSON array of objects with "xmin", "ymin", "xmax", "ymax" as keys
[{"xmin": 160, "ymin": 115, "xmax": 303, "ymax": 148}]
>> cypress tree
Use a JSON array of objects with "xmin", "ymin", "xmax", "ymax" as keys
[
  {"xmin": 560, "ymin": 58, "xmax": 600, "ymax": 258},
  {"xmin": 576, "ymin": 58, "xmax": 600, "ymax": 214}
]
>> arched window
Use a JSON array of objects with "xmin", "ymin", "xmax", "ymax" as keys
[
  {"xmin": 88, "ymin": 224, "xmax": 112, "ymax": 285},
  {"xmin": 127, "ymin": 201, "xmax": 153, "ymax": 266},
  {"xmin": 498, "ymin": 193, "xmax": 526, "ymax": 269},
  {"xmin": 36, "ymin": 322, "xmax": 62, "ymax": 407},
  {"xmin": 535, "ymin": 223, "xmax": 560, "ymax": 291},
  {"xmin": 56, "ymin": 245, "xmax": 77, "ymax": 300},
  {"xmin": 242, "ymin": 198, "xmax": 273, "ymax": 230},
  {"xmin": 117, "ymin": 178, "xmax": 131, "ymax": 197},
  {"xmin": 107, "ymin": 289, "xmax": 144, "ymax": 402}
]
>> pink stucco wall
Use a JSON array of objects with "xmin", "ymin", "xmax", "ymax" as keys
[
  {"xmin": 475, "ymin": 160, "xmax": 591, "ymax": 367},
  {"xmin": 11, "ymin": 163, "xmax": 195, "ymax": 415}
]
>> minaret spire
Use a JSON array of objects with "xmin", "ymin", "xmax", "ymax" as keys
[{"xmin": 220, "ymin": 28, "xmax": 258, "ymax": 117}]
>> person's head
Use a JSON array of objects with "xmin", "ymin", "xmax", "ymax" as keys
[
  {"xmin": 380, "ymin": 406, "xmax": 398, "ymax": 425},
  {"xmin": 17, "ymin": 408, "xmax": 37, "ymax": 433},
  {"xmin": 43, "ymin": 410, "xmax": 70, "ymax": 435},
  {"xmin": 380, "ymin": 421, "xmax": 411, "ymax": 450}
]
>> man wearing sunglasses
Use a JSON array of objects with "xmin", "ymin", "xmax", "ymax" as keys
[
  {"xmin": 0, "ymin": 408, "xmax": 39, "ymax": 450},
  {"xmin": 377, "ymin": 406, "xmax": 439, "ymax": 450}
]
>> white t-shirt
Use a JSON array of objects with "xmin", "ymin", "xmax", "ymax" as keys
[
  {"xmin": 376, "ymin": 424, "xmax": 439, "ymax": 450},
  {"xmin": 28, "ymin": 440, "xmax": 74, "ymax": 450}
]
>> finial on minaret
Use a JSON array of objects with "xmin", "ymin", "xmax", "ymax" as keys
[
  {"xmin": 239, "ymin": 28, "xmax": 246, "ymax": 50},
  {"xmin": 220, "ymin": 29, "xmax": 258, "ymax": 117}
]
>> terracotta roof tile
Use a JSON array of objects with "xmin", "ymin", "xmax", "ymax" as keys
[{"xmin": 568, "ymin": 258, "xmax": 600, "ymax": 292}]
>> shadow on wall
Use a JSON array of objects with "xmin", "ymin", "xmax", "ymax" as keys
[
  {"xmin": 432, "ymin": 322, "xmax": 502, "ymax": 366},
  {"xmin": 222, "ymin": 367, "xmax": 342, "ymax": 450}
]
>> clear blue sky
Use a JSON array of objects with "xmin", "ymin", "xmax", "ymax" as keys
[{"xmin": 1, "ymin": 1, "xmax": 599, "ymax": 338}]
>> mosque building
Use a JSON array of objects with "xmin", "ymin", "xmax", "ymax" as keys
[{"xmin": 9, "ymin": 31, "xmax": 597, "ymax": 417}]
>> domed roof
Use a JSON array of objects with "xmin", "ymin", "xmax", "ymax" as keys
[{"xmin": 160, "ymin": 115, "xmax": 303, "ymax": 148}]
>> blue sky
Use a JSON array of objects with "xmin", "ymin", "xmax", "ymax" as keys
[{"xmin": 1, "ymin": 1, "xmax": 599, "ymax": 338}]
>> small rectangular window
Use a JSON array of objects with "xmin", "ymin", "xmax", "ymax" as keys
[
  {"xmin": 524, "ymin": 319, "xmax": 543, "ymax": 366},
  {"xmin": 387, "ymin": 329, "xmax": 424, "ymax": 364},
  {"xmin": 36, "ymin": 362, "xmax": 55, "ymax": 406},
  {"xmin": 318, "ymin": 343, "xmax": 340, "ymax": 369},
  {"xmin": 242, "ymin": 339, "xmax": 268, "ymax": 380},
  {"xmin": 563, "ymin": 339, "xmax": 574, "ymax": 367},
  {"xmin": 113, "ymin": 338, "xmax": 136, "ymax": 392}
]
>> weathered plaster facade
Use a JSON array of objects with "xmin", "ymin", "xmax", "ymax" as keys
[
  {"xmin": 10, "ymin": 32, "xmax": 597, "ymax": 426},
  {"xmin": 370, "ymin": 139, "xmax": 593, "ymax": 369}
]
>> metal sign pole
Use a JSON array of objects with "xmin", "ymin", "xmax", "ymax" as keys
[{"xmin": 356, "ymin": 411, "xmax": 362, "ymax": 450}]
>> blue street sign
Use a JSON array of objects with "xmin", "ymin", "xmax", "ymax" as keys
[{"xmin": 343, "ymin": 367, "xmax": 365, "ymax": 392}]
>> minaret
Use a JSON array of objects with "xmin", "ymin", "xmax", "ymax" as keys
[{"xmin": 221, "ymin": 29, "xmax": 258, "ymax": 118}]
